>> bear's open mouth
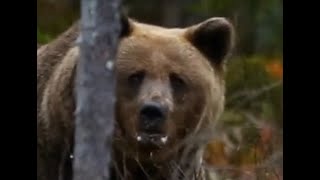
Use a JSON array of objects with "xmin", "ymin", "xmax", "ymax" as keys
[{"xmin": 136, "ymin": 133, "xmax": 168, "ymax": 149}]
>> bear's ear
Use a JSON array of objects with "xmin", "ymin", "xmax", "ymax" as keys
[
  {"xmin": 119, "ymin": 13, "xmax": 133, "ymax": 38},
  {"xmin": 186, "ymin": 17, "xmax": 235, "ymax": 65}
]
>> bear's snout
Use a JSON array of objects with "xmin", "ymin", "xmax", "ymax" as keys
[{"xmin": 139, "ymin": 101, "xmax": 168, "ymax": 134}]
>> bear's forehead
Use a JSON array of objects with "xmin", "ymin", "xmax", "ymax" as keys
[
  {"xmin": 117, "ymin": 26, "xmax": 210, "ymax": 68},
  {"xmin": 117, "ymin": 35, "xmax": 210, "ymax": 75}
]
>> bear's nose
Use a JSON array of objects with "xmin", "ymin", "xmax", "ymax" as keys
[{"xmin": 139, "ymin": 102, "xmax": 167, "ymax": 133}]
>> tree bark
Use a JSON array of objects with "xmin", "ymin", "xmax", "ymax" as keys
[{"xmin": 73, "ymin": 0, "xmax": 121, "ymax": 180}]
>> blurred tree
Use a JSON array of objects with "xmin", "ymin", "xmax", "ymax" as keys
[{"xmin": 72, "ymin": 0, "xmax": 120, "ymax": 179}]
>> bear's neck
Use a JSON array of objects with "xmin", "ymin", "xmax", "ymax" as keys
[{"xmin": 111, "ymin": 146, "xmax": 205, "ymax": 180}]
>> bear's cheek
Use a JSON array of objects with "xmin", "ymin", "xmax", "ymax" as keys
[
  {"xmin": 169, "ymin": 109, "xmax": 197, "ymax": 139},
  {"xmin": 116, "ymin": 101, "xmax": 140, "ymax": 139},
  {"xmin": 171, "ymin": 92, "xmax": 206, "ymax": 136}
]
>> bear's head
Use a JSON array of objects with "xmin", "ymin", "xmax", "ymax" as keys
[{"xmin": 114, "ymin": 16, "xmax": 234, "ymax": 162}]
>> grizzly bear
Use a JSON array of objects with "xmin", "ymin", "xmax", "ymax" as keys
[{"xmin": 37, "ymin": 16, "xmax": 234, "ymax": 180}]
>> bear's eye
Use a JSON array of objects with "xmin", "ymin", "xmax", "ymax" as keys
[
  {"xmin": 170, "ymin": 73, "xmax": 187, "ymax": 92},
  {"xmin": 128, "ymin": 71, "xmax": 145, "ymax": 87}
]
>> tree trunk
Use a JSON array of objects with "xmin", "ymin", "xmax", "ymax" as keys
[{"xmin": 72, "ymin": 0, "xmax": 121, "ymax": 180}]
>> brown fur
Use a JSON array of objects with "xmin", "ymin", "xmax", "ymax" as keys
[
  {"xmin": 37, "ymin": 21, "xmax": 79, "ymax": 180},
  {"xmin": 37, "ymin": 17, "xmax": 234, "ymax": 180}
]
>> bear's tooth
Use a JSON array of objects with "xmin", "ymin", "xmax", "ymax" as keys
[
  {"xmin": 161, "ymin": 136, "xmax": 168, "ymax": 143},
  {"xmin": 137, "ymin": 136, "xmax": 142, "ymax": 142}
]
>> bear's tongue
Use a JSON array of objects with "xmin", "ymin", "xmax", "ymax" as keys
[{"xmin": 136, "ymin": 133, "xmax": 168, "ymax": 148}]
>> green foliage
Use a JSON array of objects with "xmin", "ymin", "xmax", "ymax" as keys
[
  {"xmin": 186, "ymin": 0, "xmax": 282, "ymax": 57},
  {"xmin": 224, "ymin": 55, "xmax": 282, "ymax": 122},
  {"xmin": 255, "ymin": 0, "xmax": 283, "ymax": 56},
  {"xmin": 216, "ymin": 55, "xmax": 282, "ymax": 171},
  {"xmin": 221, "ymin": 56, "xmax": 281, "ymax": 123},
  {"xmin": 226, "ymin": 56, "xmax": 270, "ymax": 93},
  {"xmin": 37, "ymin": 0, "xmax": 283, "ymax": 57},
  {"xmin": 37, "ymin": 28, "xmax": 53, "ymax": 44},
  {"xmin": 186, "ymin": 0, "xmax": 235, "ymax": 16},
  {"xmin": 220, "ymin": 109, "xmax": 246, "ymax": 126}
]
